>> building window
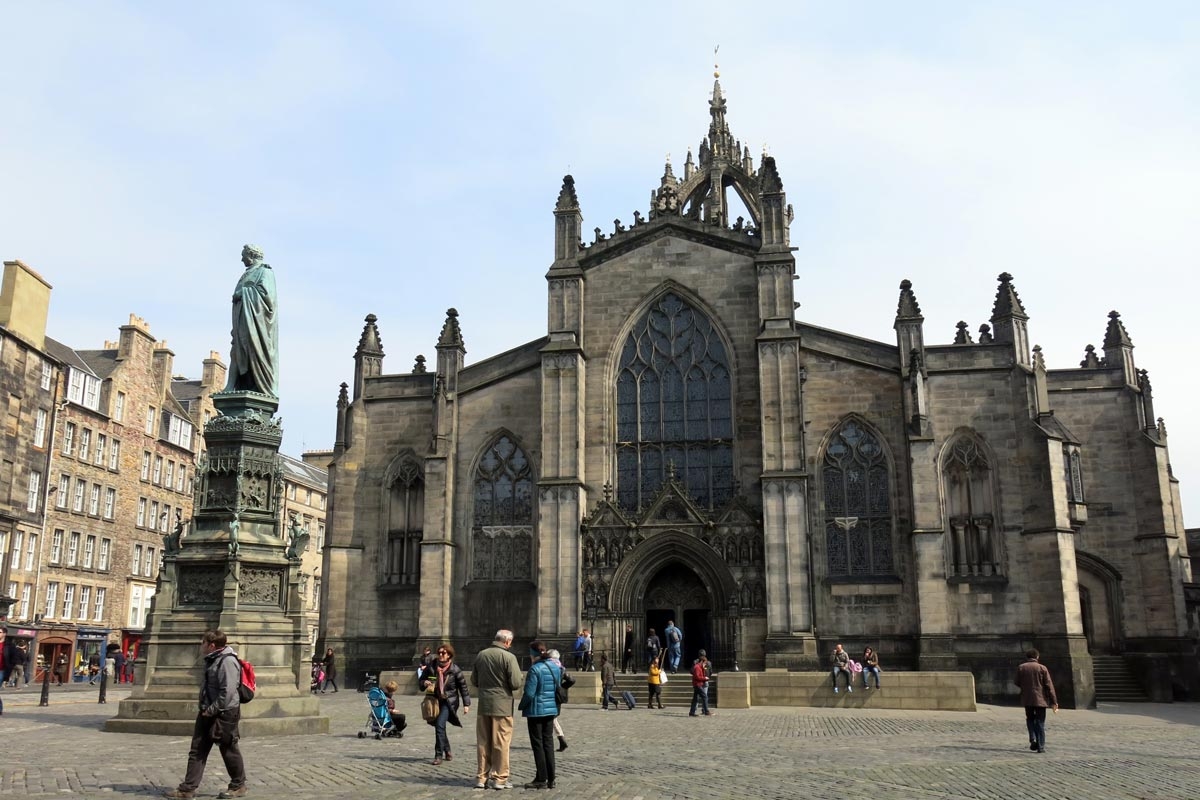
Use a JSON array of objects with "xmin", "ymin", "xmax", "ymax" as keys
[
  {"xmin": 615, "ymin": 292, "xmax": 734, "ymax": 512},
  {"xmin": 79, "ymin": 428, "xmax": 92, "ymax": 461},
  {"xmin": 34, "ymin": 408, "xmax": 48, "ymax": 448},
  {"xmin": 67, "ymin": 532, "xmax": 80, "ymax": 566},
  {"xmin": 152, "ymin": 456, "xmax": 163, "ymax": 485},
  {"xmin": 95, "ymin": 434, "xmax": 106, "ymax": 466},
  {"xmin": 79, "ymin": 585, "xmax": 90, "ymax": 620},
  {"xmin": 88, "ymin": 484, "xmax": 100, "ymax": 516},
  {"xmin": 165, "ymin": 460, "xmax": 174, "ymax": 490},
  {"xmin": 132, "ymin": 544, "xmax": 143, "ymax": 575},
  {"xmin": 104, "ymin": 487, "xmax": 116, "ymax": 519},
  {"xmin": 56, "ymin": 474, "xmax": 69, "ymax": 507},
  {"xmin": 150, "ymin": 501, "xmax": 159, "ymax": 529},
  {"xmin": 128, "ymin": 584, "xmax": 155, "ymax": 628},
  {"xmin": 45, "ymin": 581, "xmax": 59, "ymax": 619},
  {"xmin": 99, "ymin": 538, "xmax": 111, "ymax": 570},
  {"xmin": 384, "ymin": 459, "xmax": 424, "ymax": 585},
  {"xmin": 94, "ymin": 587, "xmax": 106, "ymax": 621},
  {"xmin": 109, "ymin": 439, "xmax": 120, "ymax": 471},
  {"xmin": 145, "ymin": 406, "xmax": 156, "ymax": 436},
  {"xmin": 140, "ymin": 451, "xmax": 151, "ymax": 480},
  {"xmin": 319, "ymin": 495, "xmax": 326, "ymax": 511},
  {"xmin": 176, "ymin": 466, "xmax": 185, "ymax": 492},
  {"xmin": 114, "ymin": 391, "xmax": 125, "ymax": 422},
  {"xmin": 24, "ymin": 532, "xmax": 36, "ymax": 571},
  {"xmin": 63, "ymin": 422, "xmax": 76, "ymax": 456},
  {"xmin": 471, "ymin": 436, "xmax": 534, "ymax": 581},
  {"xmin": 5, "ymin": 394, "xmax": 20, "ymax": 437},
  {"xmin": 1064, "ymin": 445, "xmax": 1085, "ymax": 504},
  {"xmin": 137, "ymin": 498, "xmax": 146, "ymax": 527},
  {"xmin": 72, "ymin": 479, "xmax": 86, "ymax": 512},
  {"xmin": 40, "ymin": 360, "xmax": 53, "ymax": 390},
  {"xmin": 20, "ymin": 584, "xmax": 31, "ymax": 618},
  {"xmin": 160, "ymin": 505, "xmax": 171, "ymax": 531},
  {"xmin": 144, "ymin": 547, "xmax": 155, "ymax": 577},
  {"xmin": 305, "ymin": 488, "xmax": 312, "ymax": 505},
  {"xmin": 62, "ymin": 584, "xmax": 75, "ymax": 619},
  {"xmin": 27, "ymin": 470, "xmax": 41, "ymax": 512},
  {"xmin": 9, "ymin": 531, "xmax": 22, "ymax": 570},
  {"xmin": 50, "ymin": 529, "xmax": 63, "ymax": 563},
  {"xmin": 942, "ymin": 433, "xmax": 1002, "ymax": 578},
  {"xmin": 287, "ymin": 484, "xmax": 296, "ymax": 500},
  {"xmin": 167, "ymin": 414, "xmax": 192, "ymax": 449},
  {"xmin": 67, "ymin": 368, "xmax": 101, "ymax": 411},
  {"xmin": 84, "ymin": 535, "xmax": 96, "ymax": 568}
]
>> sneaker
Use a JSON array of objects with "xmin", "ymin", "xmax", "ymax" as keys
[
  {"xmin": 833, "ymin": 687, "xmax": 839, "ymax": 694},
  {"xmin": 218, "ymin": 788, "xmax": 247, "ymax": 799},
  {"xmin": 474, "ymin": 782, "xmax": 488, "ymax": 790},
  {"xmin": 847, "ymin": 686, "xmax": 853, "ymax": 693},
  {"xmin": 486, "ymin": 778, "xmax": 513, "ymax": 790},
  {"xmin": 1030, "ymin": 742, "xmax": 1039, "ymax": 751},
  {"xmin": 163, "ymin": 791, "xmax": 195, "ymax": 800}
]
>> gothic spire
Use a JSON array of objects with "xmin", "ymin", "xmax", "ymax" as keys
[
  {"xmin": 355, "ymin": 313, "xmax": 384, "ymax": 358},
  {"xmin": 438, "ymin": 307, "xmax": 464, "ymax": 349},
  {"xmin": 1102, "ymin": 310, "xmax": 1133, "ymax": 349},
  {"xmin": 555, "ymin": 175, "xmax": 579, "ymax": 212},
  {"xmin": 895, "ymin": 279, "xmax": 923, "ymax": 320},
  {"xmin": 990, "ymin": 272, "xmax": 1029, "ymax": 321}
]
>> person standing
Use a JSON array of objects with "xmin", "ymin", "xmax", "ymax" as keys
[
  {"xmin": 518, "ymin": 641, "xmax": 561, "ymax": 790},
  {"xmin": 7, "ymin": 640, "xmax": 25, "ymax": 688},
  {"xmin": 663, "ymin": 620, "xmax": 683, "ymax": 673},
  {"xmin": 1015, "ymin": 648, "xmax": 1059, "ymax": 753},
  {"xmin": 621, "ymin": 624, "xmax": 635, "ymax": 674},
  {"xmin": 470, "ymin": 630, "xmax": 523, "ymax": 791},
  {"xmin": 321, "ymin": 647, "xmax": 338, "ymax": 693},
  {"xmin": 688, "ymin": 650, "xmax": 714, "ymax": 716},
  {"xmin": 418, "ymin": 644, "xmax": 470, "ymax": 765},
  {"xmin": 830, "ymin": 643, "xmax": 852, "ymax": 693},
  {"xmin": 163, "ymin": 630, "xmax": 247, "ymax": 799},
  {"xmin": 54, "ymin": 653, "xmax": 69, "ymax": 685},
  {"xmin": 112, "ymin": 647, "xmax": 126, "ymax": 684},
  {"xmin": 647, "ymin": 655, "xmax": 665, "ymax": 709},
  {"xmin": 599, "ymin": 653, "xmax": 619, "ymax": 710}
]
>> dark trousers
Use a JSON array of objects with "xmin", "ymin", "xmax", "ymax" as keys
[
  {"xmin": 526, "ymin": 716, "xmax": 556, "ymax": 785},
  {"xmin": 622, "ymin": 650, "xmax": 634, "ymax": 673},
  {"xmin": 647, "ymin": 684, "xmax": 662, "ymax": 708},
  {"xmin": 180, "ymin": 710, "xmax": 245, "ymax": 791},
  {"xmin": 434, "ymin": 699, "xmax": 452, "ymax": 757},
  {"xmin": 690, "ymin": 685, "xmax": 711, "ymax": 715},
  {"xmin": 1025, "ymin": 706, "xmax": 1047, "ymax": 748},
  {"xmin": 322, "ymin": 674, "xmax": 338, "ymax": 692}
]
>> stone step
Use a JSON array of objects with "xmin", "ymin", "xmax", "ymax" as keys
[{"xmin": 1092, "ymin": 656, "xmax": 1148, "ymax": 702}]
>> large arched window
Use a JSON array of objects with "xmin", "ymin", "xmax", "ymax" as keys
[
  {"xmin": 822, "ymin": 419, "xmax": 894, "ymax": 576},
  {"xmin": 615, "ymin": 292, "xmax": 733, "ymax": 512},
  {"xmin": 942, "ymin": 433, "xmax": 1001, "ymax": 577},
  {"xmin": 472, "ymin": 434, "xmax": 534, "ymax": 581},
  {"xmin": 384, "ymin": 459, "xmax": 423, "ymax": 585}
]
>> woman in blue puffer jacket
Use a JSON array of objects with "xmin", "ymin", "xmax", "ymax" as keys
[{"xmin": 518, "ymin": 640, "xmax": 562, "ymax": 789}]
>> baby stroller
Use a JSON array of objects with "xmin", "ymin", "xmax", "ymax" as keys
[
  {"xmin": 357, "ymin": 686, "xmax": 405, "ymax": 740},
  {"xmin": 310, "ymin": 662, "xmax": 325, "ymax": 693}
]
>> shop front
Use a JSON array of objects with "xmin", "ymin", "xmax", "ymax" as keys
[
  {"xmin": 120, "ymin": 630, "xmax": 144, "ymax": 683},
  {"xmin": 34, "ymin": 628, "xmax": 77, "ymax": 684},
  {"xmin": 3, "ymin": 626, "xmax": 36, "ymax": 685},
  {"xmin": 75, "ymin": 627, "xmax": 111, "ymax": 682}
]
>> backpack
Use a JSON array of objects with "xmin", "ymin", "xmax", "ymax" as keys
[
  {"xmin": 669, "ymin": 629, "xmax": 681, "ymax": 644},
  {"xmin": 222, "ymin": 654, "xmax": 257, "ymax": 703}
]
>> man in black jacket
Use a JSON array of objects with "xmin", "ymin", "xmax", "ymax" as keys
[
  {"xmin": 621, "ymin": 624, "xmax": 635, "ymax": 674},
  {"xmin": 164, "ymin": 630, "xmax": 247, "ymax": 799}
]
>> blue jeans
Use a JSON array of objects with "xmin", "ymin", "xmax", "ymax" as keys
[
  {"xmin": 831, "ymin": 666, "xmax": 851, "ymax": 689},
  {"xmin": 667, "ymin": 647, "xmax": 681, "ymax": 672},
  {"xmin": 689, "ymin": 685, "xmax": 710, "ymax": 715},
  {"xmin": 1025, "ymin": 706, "xmax": 1047, "ymax": 748},
  {"xmin": 862, "ymin": 666, "xmax": 881, "ymax": 688},
  {"xmin": 601, "ymin": 685, "xmax": 617, "ymax": 709},
  {"xmin": 434, "ymin": 700, "xmax": 452, "ymax": 757}
]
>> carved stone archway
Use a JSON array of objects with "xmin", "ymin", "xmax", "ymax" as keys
[{"xmin": 608, "ymin": 530, "xmax": 737, "ymax": 614}]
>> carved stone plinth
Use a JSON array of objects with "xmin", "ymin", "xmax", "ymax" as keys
[{"xmin": 106, "ymin": 392, "xmax": 329, "ymax": 736}]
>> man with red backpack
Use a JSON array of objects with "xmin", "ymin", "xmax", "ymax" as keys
[{"xmin": 164, "ymin": 630, "xmax": 248, "ymax": 799}]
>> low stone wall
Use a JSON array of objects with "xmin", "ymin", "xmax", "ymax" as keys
[{"xmin": 379, "ymin": 669, "xmax": 975, "ymax": 711}]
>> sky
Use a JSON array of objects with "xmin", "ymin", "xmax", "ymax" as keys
[{"xmin": 2, "ymin": 2, "xmax": 1198, "ymax": 523}]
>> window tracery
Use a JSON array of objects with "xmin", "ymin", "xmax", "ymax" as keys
[
  {"xmin": 472, "ymin": 435, "xmax": 534, "ymax": 581},
  {"xmin": 822, "ymin": 420, "xmax": 894, "ymax": 576},
  {"xmin": 943, "ymin": 434, "xmax": 1001, "ymax": 577}
]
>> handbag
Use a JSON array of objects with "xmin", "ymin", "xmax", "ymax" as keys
[
  {"xmin": 849, "ymin": 659, "xmax": 863, "ymax": 674},
  {"xmin": 660, "ymin": 672, "xmax": 668, "ymax": 684},
  {"xmin": 421, "ymin": 694, "xmax": 441, "ymax": 723},
  {"xmin": 552, "ymin": 665, "xmax": 568, "ymax": 705}
]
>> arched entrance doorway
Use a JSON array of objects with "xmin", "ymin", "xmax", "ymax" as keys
[
  {"xmin": 1077, "ymin": 551, "xmax": 1122, "ymax": 654},
  {"xmin": 645, "ymin": 563, "xmax": 712, "ymax": 670}
]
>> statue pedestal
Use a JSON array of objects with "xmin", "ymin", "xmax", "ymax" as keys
[{"xmin": 106, "ymin": 392, "xmax": 329, "ymax": 736}]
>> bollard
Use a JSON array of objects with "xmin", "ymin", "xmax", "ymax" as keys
[
  {"xmin": 38, "ymin": 664, "xmax": 50, "ymax": 707},
  {"xmin": 98, "ymin": 662, "xmax": 108, "ymax": 704}
]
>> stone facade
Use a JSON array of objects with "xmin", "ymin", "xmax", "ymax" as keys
[
  {"xmin": 278, "ymin": 451, "xmax": 328, "ymax": 653},
  {"xmin": 321, "ymin": 81, "xmax": 1197, "ymax": 706}
]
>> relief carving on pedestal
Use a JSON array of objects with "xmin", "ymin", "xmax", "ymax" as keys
[
  {"xmin": 239, "ymin": 567, "xmax": 284, "ymax": 605},
  {"xmin": 178, "ymin": 565, "xmax": 225, "ymax": 605}
]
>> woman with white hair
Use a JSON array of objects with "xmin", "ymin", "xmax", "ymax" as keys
[{"xmin": 546, "ymin": 650, "xmax": 569, "ymax": 751}]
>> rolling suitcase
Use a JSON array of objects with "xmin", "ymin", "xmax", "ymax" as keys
[{"xmin": 621, "ymin": 690, "xmax": 637, "ymax": 710}]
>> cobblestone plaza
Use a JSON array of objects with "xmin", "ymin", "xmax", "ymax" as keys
[{"xmin": 2, "ymin": 686, "xmax": 1197, "ymax": 799}]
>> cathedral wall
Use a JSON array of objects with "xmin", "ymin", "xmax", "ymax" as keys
[
  {"xmin": 578, "ymin": 236, "xmax": 764, "ymax": 500},
  {"xmin": 798, "ymin": 351, "xmax": 919, "ymax": 643}
]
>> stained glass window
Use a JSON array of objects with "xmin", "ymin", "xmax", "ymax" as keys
[
  {"xmin": 473, "ymin": 435, "xmax": 533, "ymax": 581},
  {"xmin": 615, "ymin": 293, "xmax": 734, "ymax": 511},
  {"xmin": 822, "ymin": 420, "xmax": 894, "ymax": 576}
]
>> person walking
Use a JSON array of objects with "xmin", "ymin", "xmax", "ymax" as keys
[
  {"xmin": 321, "ymin": 647, "xmax": 339, "ymax": 693},
  {"xmin": 688, "ymin": 650, "xmax": 714, "ymax": 716},
  {"xmin": 1015, "ymin": 648, "xmax": 1059, "ymax": 753},
  {"xmin": 54, "ymin": 653, "xmax": 69, "ymax": 685},
  {"xmin": 87, "ymin": 653, "xmax": 101, "ymax": 684},
  {"xmin": 163, "ymin": 630, "xmax": 247, "ymax": 799},
  {"xmin": 621, "ymin": 624, "xmax": 635, "ymax": 674},
  {"xmin": 830, "ymin": 643, "xmax": 852, "ymax": 693},
  {"xmin": 545, "ymin": 650, "xmax": 571, "ymax": 752},
  {"xmin": 861, "ymin": 647, "xmax": 881, "ymax": 690},
  {"xmin": 647, "ymin": 654, "xmax": 665, "ymax": 709},
  {"xmin": 418, "ymin": 644, "xmax": 470, "ymax": 766},
  {"xmin": 518, "ymin": 640, "xmax": 562, "ymax": 790},
  {"xmin": 112, "ymin": 647, "xmax": 126, "ymax": 684},
  {"xmin": 470, "ymin": 629, "xmax": 523, "ymax": 791},
  {"xmin": 663, "ymin": 620, "xmax": 683, "ymax": 673},
  {"xmin": 599, "ymin": 653, "xmax": 619, "ymax": 710},
  {"xmin": 644, "ymin": 628, "xmax": 661, "ymax": 669}
]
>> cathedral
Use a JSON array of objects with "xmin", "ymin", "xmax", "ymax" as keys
[{"xmin": 320, "ymin": 77, "xmax": 1197, "ymax": 706}]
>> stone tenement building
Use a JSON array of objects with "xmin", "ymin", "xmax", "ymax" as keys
[
  {"xmin": 321, "ymin": 79, "xmax": 1197, "ymax": 706},
  {"xmin": 278, "ymin": 450, "xmax": 329, "ymax": 653},
  {"xmin": 0, "ymin": 259, "xmax": 222, "ymax": 679}
]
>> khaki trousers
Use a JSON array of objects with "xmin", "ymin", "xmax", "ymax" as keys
[{"xmin": 476, "ymin": 713, "xmax": 514, "ymax": 783}]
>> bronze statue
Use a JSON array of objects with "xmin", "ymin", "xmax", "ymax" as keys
[
  {"xmin": 225, "ymin": 244, "xmax": 279, "ymax": 397},
  {"xmin": 286, "ymin": 514, "xmax": 310, "ymax": 561},
  {"xmin": 163, "ymin": 511, "xmax": 185, "ymax": 555}
]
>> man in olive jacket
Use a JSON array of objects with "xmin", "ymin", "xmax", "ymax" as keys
[
  {"xmin": 471, "ymin": 629, "xmax": 524, "ymax": 790},
  {"xmin": 1015, "ymin": 648, "xmax": 1058, "ymax": 753}
]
